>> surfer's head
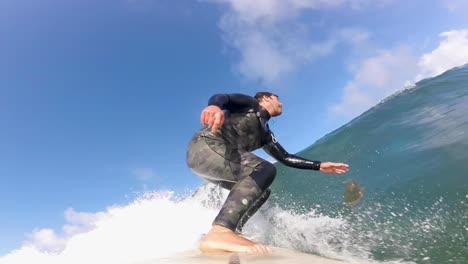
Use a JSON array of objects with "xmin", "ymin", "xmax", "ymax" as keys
[{"xmin": 255, "ymin": 92, "xmax": 283, "ymax": 117}]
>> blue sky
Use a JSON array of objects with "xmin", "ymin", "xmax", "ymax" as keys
[{"xmin": 1, "ymin": 0, "xmax": 468, "ymax": 255}]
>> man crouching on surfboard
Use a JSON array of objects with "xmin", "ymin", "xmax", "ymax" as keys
[{"xmin": 187, "ymin": 92, "xmax": 349, "ymax": 254}]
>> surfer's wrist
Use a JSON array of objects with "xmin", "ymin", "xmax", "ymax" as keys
[{"xmin": 313, "ymin": 161, "xmax": 321, "ymax": 171}]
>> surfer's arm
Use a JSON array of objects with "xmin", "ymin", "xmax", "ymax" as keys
[
  {"xmin": 263, "ymin": 132, "xmax": 350, "ymax": 174},
  {"xmin": 201, "ymin": 93, "xmax": 258, "ymax": 133},
  {"xmin": 207, "ymin": 93, "xmax": 258, "ymax": 111},
  {"xmin": 262, "ymin": 133, "xmax": 322, "ymax": 171}
]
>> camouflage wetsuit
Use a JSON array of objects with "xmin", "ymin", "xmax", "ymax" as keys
[{"xmin": 187, "ymin": 93, "xmax": 321, "ymax": 232}]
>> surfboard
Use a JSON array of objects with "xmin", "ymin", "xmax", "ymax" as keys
[{"xmin": 155, "ymin": 246, "xmax": 353, "ymax": 264}]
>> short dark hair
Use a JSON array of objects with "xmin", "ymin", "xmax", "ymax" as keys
[{"xmin": 254, "ymin": 92, "xmax": 278, "ymax": 101}]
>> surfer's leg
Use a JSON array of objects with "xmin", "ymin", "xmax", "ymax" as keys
[
  {"xmin": 235, "ymin": 188, "xmax": 271, "ymax": 234},
  {"xmin": 212, "ymin": 157, "xmax": 276, "ymax": 231},
  {"xmin": 186, "ymin": 131, "xmax": 238, "ymax": 188},
  {"xmin": 201, "ymin": 158, "xmax": 275, "ymax": 254},
  {"xmin": 187, "ymin": 134, "xmax": 274, "ymax": 253}
]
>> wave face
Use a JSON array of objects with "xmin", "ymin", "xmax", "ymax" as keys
[
  {"xmin": 1, "ymin": 65, "xmax": 467, "ymax": 264},
  {"xmin": 272, "ymin": 64, "xmax": 468, "ymax": 263}
]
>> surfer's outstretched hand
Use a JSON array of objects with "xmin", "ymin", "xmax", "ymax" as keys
[
  {"xmin": 320, "ymin": 162, "xmax": 349, "ymax": 174},
  {"xmin": 201, "ymin": 105, "xmax": 224, "ymax": 133}
]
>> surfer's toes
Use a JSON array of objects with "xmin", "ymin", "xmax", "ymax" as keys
[{"xmin": 245, "ymin": 244, "xmax": 272, "ymax": 254}]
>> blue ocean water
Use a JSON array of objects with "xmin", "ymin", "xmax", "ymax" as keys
[{"xmin": 270, "ymin": 64, "xmax": 468, "ymax": 263}]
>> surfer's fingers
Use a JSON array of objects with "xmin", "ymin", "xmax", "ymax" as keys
[
  {"xmin": 200, "ymin": 109, "xmax": 205, "ymax": 124},
  {"xmin": 256, "ymin": 244, "xmax": 272, "ymax": 253},
  {"xmin": 200, "ymin": 112, "xmax": 205, "ymax": 125},
  {"xmin": 326, "ymin": 167, "xmax": 347, "ymax": 174},
  {"xmin": 201, "ymin": 106, "xmax": 222, "ymax": 126},
  {"xmin": 201, "ymin": 109, "xmax": 212, "ymax": 125},
  {"xmin": 207, "ymin": 113, "xmax": 216, "ymax": 127},
  {"xmin": 336, "ymin": 163, "xmax": 349, "ymax": 169},
  {"xmin": 211, "ymin": 112, "xmax": 224, "ymax": 133},
  {"xmin": 334, "ymin": 164, "xmax": 349, "ymax": 172},
  {"xmin": 332, "ymin": 162, "xmax": 349, "ymax": 168},
  {"xmin": 250, "ymin": 244, "xmax": 262, "ymax": 254},
  {"xmin": 259, "ymin": 245, "xmax": 272, "ymax": 254},
  {"xmin": 201, "ymin": 107, "xmax": 211, "ymax": 125}
]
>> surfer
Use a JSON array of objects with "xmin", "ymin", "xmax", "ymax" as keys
[{"xmin": 187, "ymin": 93, "xmax": 349, "ymax": 254}]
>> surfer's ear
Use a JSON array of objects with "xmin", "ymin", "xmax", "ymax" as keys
[{"xmin": 263, "ymin": 95, "xmax": 276, "ymax": 102}]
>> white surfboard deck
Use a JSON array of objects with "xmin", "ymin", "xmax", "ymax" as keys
[{"xmin": 155, "ymin": 246, "xmax": 352, "ymax": 264}]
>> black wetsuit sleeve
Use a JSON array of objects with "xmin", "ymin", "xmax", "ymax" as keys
[
  {"xmin": 208, "ymin": 93, "xmax": 258, "ymax": 111},
  {"xmin": 262, "ymin": 132, "xmax": 321, "ymax": 171}
]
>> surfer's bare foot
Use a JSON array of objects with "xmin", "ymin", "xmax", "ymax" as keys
[{"xmin": 199, "ymin": 225, "xmax": 272, "ymax": 254}]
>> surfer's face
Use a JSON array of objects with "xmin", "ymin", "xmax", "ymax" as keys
[{"xmin": 267, "ymin": 95, "xmax": 283, "ymax": 116}]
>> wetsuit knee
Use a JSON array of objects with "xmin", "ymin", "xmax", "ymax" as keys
[{"xmin": 250, "ymin": 161, "xmax": 276, "ymax": 191}]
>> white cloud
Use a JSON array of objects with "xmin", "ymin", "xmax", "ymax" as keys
[
  {"xmin": 131, "ymin": 168, "xmax": 157, "ymax": 181},
  {"xmin": 216, "ymin": 0, "xmax": 345, "ymax": 22},
  {"xmin": 211, "ymin": 0, "xmax": 392, "ymax": 20},
  {"xmin": 210, "ymin": 0, "xmax": 381, "ymax": 83},
  {"xmin": 416, "ymin": 29, "xmax": 468, "ymax": 81},
  {"xmin": 24, "ymin": 208, "xmax": 106, "ymax": 253},
  {"xmin": 331, "ymin": 47, "xmax": 418, "ymax": 118},
  {"xmin": 331, "ymin": 28, "xmax": 468, "ymax": 120}
]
